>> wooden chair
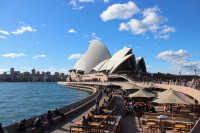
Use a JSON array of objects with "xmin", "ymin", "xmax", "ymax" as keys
[
  {"xmin": 154, "ymin": 125, "xmax": 160, "ymax": 133},
  {"xmin": 187, "ymin": 123, "xmax": 191, "ymax": 132},
  {"xmin": 144, "ymin": 126, "xmax": 150, "ymax": 133},
  {"xmin": 172, "ymin": 129, "xmax": 179, "ymax": 133},
  {"xmin": 171, "ymin": 118, "xmax": 176, "ymax": 129}
]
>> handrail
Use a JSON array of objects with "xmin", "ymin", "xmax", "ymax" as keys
[{"xmin": 190, "ymin": 118, "xmax": 200, "ymax": 133}]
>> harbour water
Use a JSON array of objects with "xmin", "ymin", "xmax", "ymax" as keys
[{"xmin": 0, "ymin": 82, "xmax": 91, "ymax": 126}]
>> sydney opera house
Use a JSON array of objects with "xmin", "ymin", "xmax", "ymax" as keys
[{"xmin": 68, "ymin": 40, "xmax": 147, "ymax": 82}]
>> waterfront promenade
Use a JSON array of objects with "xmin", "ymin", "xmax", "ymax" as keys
[
  {"xmin": 58, "ymin": 81, "xmax": 200, "ymax": 103},
  {"xmin": 57, "ymin": 81, "xmax": 200, "ymax": 133},
  {"xmin": 4, "ymin": 81, "xmax": 199, "ymax": 133},
  {"xmin": 49, "ymin": 94, "xmax": 109, "ymax": 133}
]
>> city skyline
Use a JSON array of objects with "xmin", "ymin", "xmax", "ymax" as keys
[
  {"xmin": 6, "ymin": 67, "xmax": 66, "ymax": 75},
  {"xmin": 0, "ymin": 0, "xmax": 200, "ymax": 75},
  {"xmin": 0, "ymin": 67, "xmax": 67, "ymax": 82}
]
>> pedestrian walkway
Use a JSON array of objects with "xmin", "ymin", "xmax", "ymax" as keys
[
  {"xmin": 49, "ymin": 94, "xmax": 108, "ymax": 133},
  {"xmin": 114, "ymin": 95, "xmax": 143, "ymax": 133}
]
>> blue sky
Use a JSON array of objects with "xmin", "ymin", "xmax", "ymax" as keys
[{"xmin": 0, "ymin": 0, "xmax": 200, "ymax": 75}]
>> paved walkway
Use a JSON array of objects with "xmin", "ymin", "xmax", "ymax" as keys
[
  {"xmin": 48, "ymin": 94, "xmax": 108, "ymax": 133},
  {"xmin": 114, "ymin": 95, "xmax": 143, "ymax": 133},
  {"xmin": 49, "ymin": 95, "xmax": 179, "ymax": 133}
]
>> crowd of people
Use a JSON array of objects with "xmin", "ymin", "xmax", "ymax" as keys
[
  {"xmin": 15, "ymin": 107, "xmax": 65, "ymax": 132},
  {"xmin": 80, "ymin": 91, "xmax": 114, "ymax": 129},
  {"xmin": 124, "ymin": 100, "xmax": 156, "ymax": 117}
]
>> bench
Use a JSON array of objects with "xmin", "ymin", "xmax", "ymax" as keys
[
  {"xmin": 70, "ymin": 106, "xmax": 117, "ymax": 133},
  {"xmin": 109, "ymin": 116, "xmax": 122, "ymax": 133},
  {"xmin": 70, "ymin": 127, "xmax": 100, "ymax": 133}
]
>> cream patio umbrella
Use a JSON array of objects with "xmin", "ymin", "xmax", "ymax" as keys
[
  {"xmin": 157, "ymin": 88, "xmax": 174, "ymax": 99},
  {"xmin": 121, "ymin": 82, "xmax": 133, "ymax": 90},
  {"xmin": 153, "ymin": 89, "xmax": 194, "ymax": 104},
  {"xmin": 128, "ymin": 89, "xmax": 156, "ymax": 98},
  {"xmin": 154, "ymin": 89, "xmax": 194, "ymax": 118},
  {"xmin": 121, "ymin": 83, "xmax": 144, "ymax": 91}
]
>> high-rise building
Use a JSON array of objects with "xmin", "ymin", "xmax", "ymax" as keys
[
  {"xmin": 46, "ymin": 71, "xmax": 51, "ymax": 76},
  {"xmin": 42, "ymin": 71, "xmax": 45, "ymax": 76},
  {"xmin": 32, "ymin": 68, "xmax": 36, "ymax": 76},
  {"xmin": 23, "ymin": 71, "xmax": 30, "ymax": 76},
  {"xmin": 10, "ymin": 67, "xmax": 14, "ymax": 76},
  {"xmin": 55, "ymin": 72, "xmax": 59, "ymax": 77},
  {"xmin": 37, "ymin": 71, "xmax": 40, "ymax": 76}
]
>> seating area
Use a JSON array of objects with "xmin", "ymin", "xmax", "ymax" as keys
[
  {"xmin": 30, "ymin": 82, "xmax": 200, "ymax": 133},
  {"xmin": 70, "ymin": 105, "xmax": 122, "ymax": 133},
  {"xmin": 70, "ymin": 93, "xmax": 123, "ymax": 133},
  {"xmin": 141, "ymin": 115, "xmax": 195, "ymax": 132}
]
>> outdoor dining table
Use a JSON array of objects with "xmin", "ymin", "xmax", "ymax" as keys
[
  {"xmin": 75, "ymin": 121, "xmax": 101, "ymax": 127},
  {"xmin": 175, "ymin": 124, "xmax": 186, "ymax": 132},
  {"xmin": 146, "ymin": 122, "xmax": 156, "ymax": 133},
  {"xmin": 94, "ymin": 115, "xmax": 107, "ymax": 119},
  {"xmin": 103, "ymin": 109, "xmax": 112, "ymax": 114},
  {"xmin": 157, "ymin": 115, "xmax": 168, "ymax": 133}
]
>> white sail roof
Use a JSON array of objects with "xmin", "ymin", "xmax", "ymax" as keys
[
  {"xmin": 93, "ymin": 47, "xmax": 136, "ymax": 74},
  {"xmin": 136, "ymin": 57, "xmax": 147, "ymax": 72},
  {"xmin": 74, "ymin": 40, "xmax": 111, "ymax": 74}
]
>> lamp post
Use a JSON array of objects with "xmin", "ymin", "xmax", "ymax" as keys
[
  {"xmin": 179, "ymin": 71, "xmax": 181, "ymax": 86},
  {"xmin": 194, "ymin": 67, "xmax": 197, "ymax": 89}
]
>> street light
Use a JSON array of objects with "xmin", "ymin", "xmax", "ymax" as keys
[
  {"xmin": 194, "ymin": 67, "xmax": 197, "ymax": 89},
  {"xmin": 179, "ymin": 71, "xmax": 181, "ymax": 86}
]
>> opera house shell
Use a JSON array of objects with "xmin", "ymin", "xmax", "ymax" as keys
[
  {"xmin": 69, "ymin": 40, "xmax": 147, "ymax": 81},
  {"xmin": 136, "ymin": 57, "xmax": 147, "ymax": 73}
]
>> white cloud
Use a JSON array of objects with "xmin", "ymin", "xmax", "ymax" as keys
[
  {"xmin": 156, "ymin": 49, "xmax": 200, "ymax": 75},
  {"xmin": 100, "ymin": 1, "xmax": 140, "ymax": 21},
  {"xmin": 136, "ymin": 45, "xmax": 142, "ymax": 49},
  {"xmin": 19, "ymin": 22, "xmax": 26, "ymax": 25},
  {"xmin": 0, "ymin": 69, "xmax": 9, "ymax": 74},
  {"xmin": 142, "ymin": 6, "xmax": 167, "ymax": 25},
  {"xmin": 0, "ymin": 36, "xmax": 7, "ymax": 39},
  {"xmin": 119, "ymin": 23, "xmax": 129, "ymax": 31},
  {"xmin": 2, "ymin": 53, "xmax": 25, "ymax": 58},
  {"xmin": 79, "ymin": 0, "xmax": 94, "ymax": 2},
  {"xmin": 146, "ymin": 66, "xmax": 152, "ymax": 69},
  {"xmin": 156, "ymin": 49, "xmax": 192, "ymax": 61},
  {"xmin": 128, "ymin": 45, "xmax": 132, "ymax": 47},
  {"xmin": 32, "ymin": 54, "xmax": 46, "ymax": 59},
  {"xmin": 0, "ymin": 30, "xmax": 10, "ymax": 35},
  {"xmin": 68, "ymin": 54, "xmax": 83, "ymax": 60},
  {"xmin": 146, "ymin": 36, "xmax": 150, "ymax": 39},
  {"xmin": 42, "ymin": 24, "xmax": 46, "ymax": 27},
  {"xmin": 104, "ymin": 0, "xmax": 109, "ymax": 3},
  {"xmin": 12, "ymin": 26, "xmax": 36, "ymax": 34},
  {"xmin": 119, "ymin": 6, "xmax": 167, "ymax": 35},
  {"xmin": 118, "ymin": 6, "xmax": 175, "ymax": 39},
  {"xmin": 41, "ymin": 68, "xmax": 69, "ymax": 74},
  {"xmin": 153, "ymin": 25, "xmax": 175, "ymax": 39},
  {"xmin": 69, "ymin": 0, "xmax": 84, "ymax": 10},
  {"xmin": 160, "ymin": 25, "xmax": 175, "ymax": 34},
  {"xmin": 19, "ymin": 67, "xmax": 33, "ymax": 70},
  {"xmin": 154, "ymin": 34, "xmax": 169, "ymax": 40},
  {"xmin": 68, "ymin": 29, "xmax": 77, "ymax": 33},
  {"xmin": 91, "ymin": 33, "xmax": 101, "ymax": 40}
]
